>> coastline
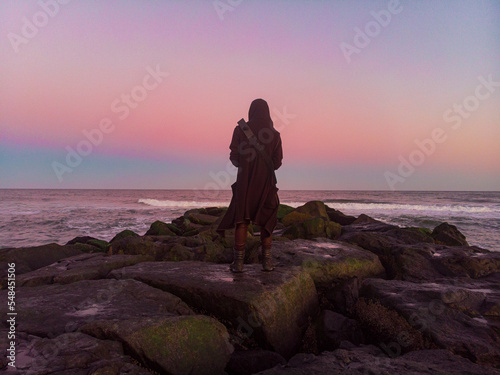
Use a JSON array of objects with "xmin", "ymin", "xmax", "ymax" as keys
[{"xmin": 1, "ymin": 200, "xmax": 499, "ymax": 373}]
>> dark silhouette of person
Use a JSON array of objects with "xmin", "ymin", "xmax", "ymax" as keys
[{"xmin": 217, "ymin": 99, "xmax": 283, "ymax": 272}]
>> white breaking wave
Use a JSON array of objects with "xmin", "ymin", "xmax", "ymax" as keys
[
  {"xmin": 280, "ymin": 201, "xmax": 499, "ymax": 216},
  {"xmin": 332, "ymin": 203, "xmax": 498, "ymax": 214},
  {"xmin": 138, "ymin": 199, "xmax": 229, "ymax": 208}
]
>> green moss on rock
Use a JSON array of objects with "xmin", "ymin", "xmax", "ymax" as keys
[
  {"xmin": 110, "ymin": 230, "xmax": 139, "ymax": 243},
  {"xmin": 128, "ymin": 316, "xmax": 232, "ymax": 375}
]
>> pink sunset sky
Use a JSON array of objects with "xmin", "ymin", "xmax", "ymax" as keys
[{"xmin": 1, "ymin": 0, "xmax": 499, "ymax": 190}]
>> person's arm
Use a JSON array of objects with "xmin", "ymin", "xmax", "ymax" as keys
[
  {"xmin": 273, "ymin": 135, "xmax": 283, "ymax": 170},
  {"xmin": 229, "ymin": 127, "xmax": 240, "ymax": 167}
]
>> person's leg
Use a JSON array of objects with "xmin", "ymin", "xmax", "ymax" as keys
[
  {"xmin": 230, "ymin": 220, "xmax": 249, "ymax": 273},
  {"xmin": 261, "ymin": 229, "xmax": 274, "ymax": 271}
]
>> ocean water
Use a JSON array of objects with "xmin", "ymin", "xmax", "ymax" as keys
[{"xmin": 0, "ymin": 189, "xmax": 499, "ymax": 251}]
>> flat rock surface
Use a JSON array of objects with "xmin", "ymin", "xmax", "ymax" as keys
[
  {"xmin": 109, "ymin": 261, "xmax": 319, "ymax": 358},
  {"xmin": 272, "ymin": 239, "xmax": 385, "ymax": 286},
  {"xmin": 0, "ymin": 279, "xmax": 193, "ymax": 337},
  {"xmin": 256, "ymin": 347, "xmax": 500, "ymax": 375},
  {"xmin": 360, "ymin": 275, "xmax": 500, "ymax": 366},
  {"xmin": 0, "ymin": 331, "xmax": 150, "ymax": 374},
  {"xmin": 16, "ymin": 253, "xmax": 149, "ymax": 287}
]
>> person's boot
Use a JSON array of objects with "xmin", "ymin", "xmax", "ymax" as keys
[
  {"xmin": 230, "ymin": 222, "xmax": 247, "ymax": 273},
  {"xmin": 261, "ymin": 234, "xmax": 274, "ymax": 272}
]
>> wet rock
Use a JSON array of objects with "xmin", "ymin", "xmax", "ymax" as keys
[
  {"xmin": 0, "ymin": 332, "xmax": 150, "ymax": 375},
  {"xmin": 272, "ymin": 239, "xmax": 384, "ymax": 288},
  {"xmin": 109, "ymin": 230, "xmax": 139, "ymax": 243},
  {"xmin": 325, "ymin": 206, "xmax": 357, "ymax": 225},
  {"xmin": 226, "ymin": 349, "xmax": 286, "ymax": 375},
  {"xmin": 277, "ymin": 204, "xmax": 295, "ymax": 220},
  {"xmin": 255, "ymin": 347, "xmax": 500, "ymax": 374},
  {"xmin": 66, "ymin": 236, "xmax": 109, "ymax": 251},
  {"xmin": 360, "ymin": 276, "xmax": 500, "ymax": 366},
  {"xmin": 0, "ymin": 243, "xmax": 83, "ymax": 275},
  {"xmin": 340, "ymin": 230, "xmax": 500, "ymax": 281},
  {"xmin": 16, "ymin": 253, "xmax": 148, "ymax": 287},
  {"xmin": 109, "ymin": 261, "xmax": 319, "ymax": 358},
  {"xmin": 108, "ymin": 236, "xmax": 171, "ymax": 259},
  {"xmin": 432, "ymin": 222, "xmax": 469, "ymax": 246},
  {"xmin": 187, "ymin": 212, "xmax": 219, "ymax": 225},
  {"xmin": 84, "ymin": 315, "xmax": 232, "ymax": 375},
  {"xmin": 342, "ymin": 215, "xmax": 398, "ymax": 233},
  {"xmin": 281, "ymin": 201, "xmax": 328, "ymax": 228},
  {"xmin": 0, "ymin": 279, "xmax": 193, "ymax": 337},
  {"xmin": 145, "ymin": 220, "xmax": 176, "ymax": 236}
]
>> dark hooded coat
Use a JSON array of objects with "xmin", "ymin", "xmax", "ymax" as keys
[{"xmin": 217, "ymin": 99, "xmax": 283, "ymax": 236}]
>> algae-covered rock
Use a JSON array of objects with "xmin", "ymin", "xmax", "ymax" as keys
[
  {"xmin": 432, "ymin": 222, "xmax": 469, "ymax": 246},
  {"xmin": 145, "ymin": 220, "xmax": 176, "ymax": 236},
  {"xmin": 109, "ymin": 229, "xmax": 139, "ymax": 243},
  {"xmin": 282, "ymin": 211, "xmax": 314, "ymax": 227},
  {"xmin": 66, "ymin": 236, "xmax": 110, "ymax": 252},
  {"xmin": 84, "ymin": 315, "xmax": 233, "ymax": 375},
  {"xmin": 109, "ymin": 261, "xmax": 319, "ymax": 358},
  {"xmin": 277, "ymin": 204, "xmax": 295, "ymax": 220},
  {"xmin": 294, "ymin": 201, "xmax": 328, "ymax": 220},
  {"xmin": 302, "ymin": 217, "xmax": 325, "ymax": 239},
  {"xmin": 108, "ymin": 236, "xmax": 166, "ymax": 259},
  {"xmin": 325, "ymin": 221, "xmax": 341, "ymax": 240},
  {"xmin": 273, "ymin": 239, "xmax": 384, "ymax": 288}
]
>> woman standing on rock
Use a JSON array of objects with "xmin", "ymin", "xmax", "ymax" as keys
[{"xmin": 217, "ymin": 99, "xmax": 283, "ymax": 272}]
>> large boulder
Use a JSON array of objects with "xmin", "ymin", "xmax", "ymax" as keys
[
  {"xmin": 360, "ymin": 275, "xmax": 500, "ymax": 366},
  {"xmin": 256, "ymin": 346, "xmax": 500, "ymax": 374},
  {"xmin": 340, "ymin": 230, "xmax": 500, "ymax": 281},
  {"xmin": 272, "ymin": 239, "xmax": 385, "ymax": 288},
  {"xmin": 281, "ymin": 202, "xmax": 343, "ymax": 241},
  {"xmin": 66, "ymin": 236, "xmax": 109, "ymax": 252},
  {"xmin": 325, "ymin": 206, "xmax": 357, "ymax": 225},
  {"xmin": 109, "ymin": 229, "xmax": 139, "ymax": 243},
  {"xmin": 432, "ymin": 222, "xmax": 469, "ymax": 246},
  {"xmin": 145, "ymin": 220, "xmax": 177, "ymax": 236},
  {"xmin": 109, "ymin": 261, "xmax": 319, "ymax": 358},
  {"xmin": 84, "ymin": 315, "xmax": 232, "ymax": 375},
  {"xmin": 0, "ymin": 243, "xmax": 84, "ymax": 276}
]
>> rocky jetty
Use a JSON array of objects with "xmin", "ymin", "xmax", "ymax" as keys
[{"xmin": 1, "ymin": 200, "xmax": 499, "ymax": 374}]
